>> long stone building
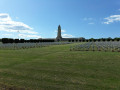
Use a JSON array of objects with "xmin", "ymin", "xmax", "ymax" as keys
[
  {"xmin": 39, "ymin": 25, "xmax": 85, "ymax": 42},
  {"xmin": 56, "ymin": 25, "xmax": 85, "ymax": 42}
]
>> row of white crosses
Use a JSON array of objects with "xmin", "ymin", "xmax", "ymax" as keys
[
  {"xmin": 95, "ymin": 41, "xmax": 120, "ymax": 52},
  {"xmin": 71, "ymin": 41, "xmax": 120, "ymax": 52},
  {"xmin": 0, "ymin": 42, "xmax": 72, "ymax": 50}
]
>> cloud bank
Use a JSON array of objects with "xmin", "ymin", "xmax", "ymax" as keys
[
  {"xmin": 62, "ymin": 34, "xmax": 74, "ymax": 38},
  {"xmin": 104, "ymin": 15, "xmax": 120, "ymax": 24},
  {"xmin": 0, "ymin": 13, "xmax": 41, "ymax": 39}
]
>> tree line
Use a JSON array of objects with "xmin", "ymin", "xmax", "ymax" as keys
[
  {"xmin": 1, "ymin": 38, "xmax": 55, "ymax": 43},
  {"xmin": 86, "ymin": 37, "xmax": 120, "ymax": 42},
  {"xmin": 68, "ymin": 37, "xmax": 120, "ymax": 42},
  {"xmin": 0, "ymin": 37, "xmax": 120, "ymax": 43}
]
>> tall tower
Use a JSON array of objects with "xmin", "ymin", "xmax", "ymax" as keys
[{"xmin": 56, "ymin": 25, "xmax": 62, "ymax": 41}]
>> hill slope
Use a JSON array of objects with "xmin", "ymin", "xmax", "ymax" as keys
[{"xmin": 0, "ymin": 44, "xmax": 120, "ymax": 90}]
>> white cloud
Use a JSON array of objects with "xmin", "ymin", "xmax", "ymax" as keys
[
  {"xmin": 16, "ymin": 17, "xmax": 19, "ymax": 19},
  {"xmin": 62, "ymin": 34, "xmax": 74, "ymax": 38},
  {"xmin": 118, "ymin": 9, "xmax": 120, "ymax": 11},
  {"xmin": 83, "ymin": 17, "xmax": 95, "ymax": 24},
  {"xmin": 0, "ymin": 13, "xmax": 11, "ymax": 21},
  {"xmin": 83, "ymin": 17, "xmax": 93, "ymax": 21},
  {"xmin": 61, "ymin": 30, "xmax": 66, "ymax": 32},
  {"xmin": 1, "ymin": 34, "xmax": 14, "ymax": 38},
  {"xmin": 103, "ymin": 15, "xmax": 120, "ymax": 24},
  {"xmin": 19, "ymin": 30, "xmax": 38, "ymax": 34},
  {"xmin": 0, "ymin": 13, "xmax": 40, "ymax": 39},
  {"xmin": 2, "ymin": 34, "xmax": 12, "ymax": 36},
  {"xmin": 18, "ymin": 34, "xmax": 41, "ymax": 39},
  {"xmin": 88, "ymin": 22, "xmax": 94, "ymax": 24}
]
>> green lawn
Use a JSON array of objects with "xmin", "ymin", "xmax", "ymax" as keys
[{"xmin": 0, "ymin": 43, "xmax": 120, "ymax": 90}]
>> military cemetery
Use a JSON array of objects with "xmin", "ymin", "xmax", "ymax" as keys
[
  {"xmin": 0, "ymin": 0, "xmax": 120, "ymax": 90},
  {"xmin": 0, "ymin": 25, "xmax": 120, "ymax": 89}
]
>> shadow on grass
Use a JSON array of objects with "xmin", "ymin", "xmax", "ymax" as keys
[{"xmin": 0, "ymin": 83, "xmax": 28, "ymax": 90}]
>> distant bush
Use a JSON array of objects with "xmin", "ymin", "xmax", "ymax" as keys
[
  {"xmin": 20, "ymin": 39, "xmax": 24, "ymax": 43},
  {"xmin": 2, "ymin": 38, "xmax": 9, "ymax": 43},
  {"xmin": 0, "ymin": 39, "xmax": 2, "ymax": 42},
  {"xmin": 14, "ymin": 39, "xmax": 19, "ymax": 43},
  {"xmin": 9, "ymin": 39, "xmax": 14, "ymax": 43}
]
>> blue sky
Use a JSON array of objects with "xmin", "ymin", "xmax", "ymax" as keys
[{"xmin": 0, "ymin": 0, "xmax": 120, "ymax": 39}]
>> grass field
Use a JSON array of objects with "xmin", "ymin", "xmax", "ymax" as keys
[{"xmin": 0, "ymin": 43, "xmax": 120, "ymax": 90}]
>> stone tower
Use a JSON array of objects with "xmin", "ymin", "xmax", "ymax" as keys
[{"xmin": 56, "ymin": 25, "xmax": 62, "ymax": 41}]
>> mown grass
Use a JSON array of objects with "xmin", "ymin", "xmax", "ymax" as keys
[{"xmin": 0, "ymin": 43, "xmax": 120, "ymax": 90}]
